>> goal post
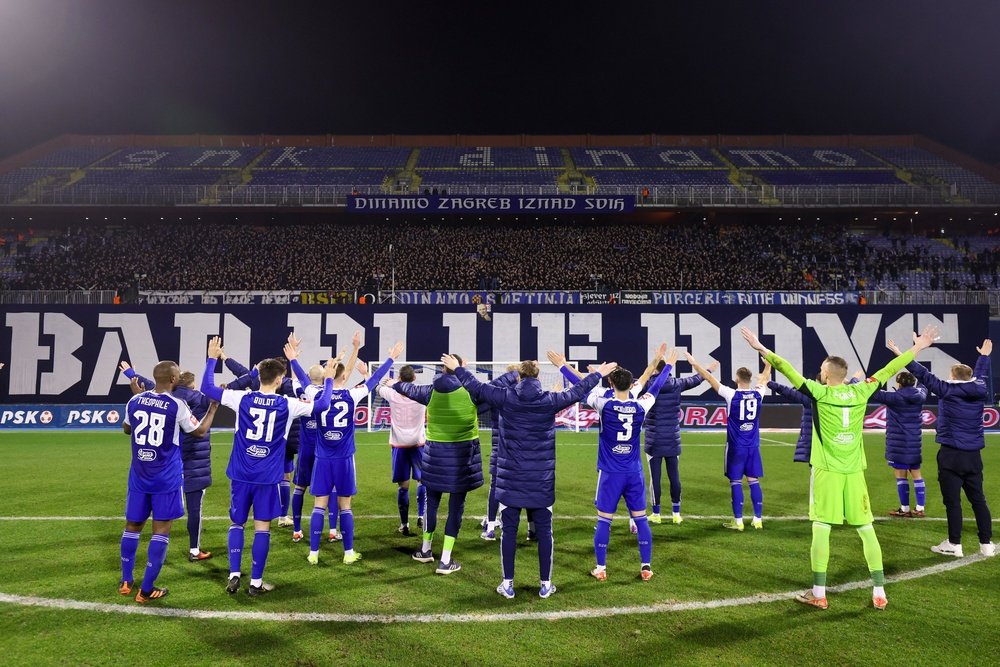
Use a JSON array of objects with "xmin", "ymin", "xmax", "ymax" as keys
[{"xmin": 365, "ymin": 360, "xmax": 585, "ymax": 432}]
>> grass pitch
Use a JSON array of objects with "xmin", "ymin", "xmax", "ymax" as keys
[{"xmin": 1, "ymin": 429, "xmax": 998, "ymax": 666}]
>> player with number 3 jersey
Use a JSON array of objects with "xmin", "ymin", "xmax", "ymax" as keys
[{"xmin": 587, "ymin": 347, "xmax": 670, "ymax": 582}]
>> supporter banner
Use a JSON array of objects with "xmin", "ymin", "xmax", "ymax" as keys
[
  {"xmin": 392, "ymin": 291, "xmax": 582, "ymax": 305},
  {"xmin": 142, "ymin": 290, "xmax": 859, "ymax": 307},
  {"xmin": 4, "ymin": 403, "xmax": 999, "ymax": 431},
  {"xmin": 648, "ymin": 292, "xmax": 859, "ymax": 306},
  {"xmin": 0, "ymin": 304, "xmax": 988, "ymax": 405},
  {"xmin": 347, "ymin": 194, "xmax": 635, "ymax": 214}
]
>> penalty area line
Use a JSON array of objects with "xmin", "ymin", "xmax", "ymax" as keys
[{"xmin": 0, "ymin": 554, "xmax": 987, "ymax": 624}]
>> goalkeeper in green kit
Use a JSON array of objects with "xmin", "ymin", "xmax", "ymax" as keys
[{"xmin": 741, "ymin": 324, "xmax": 939, "ymax": 611}]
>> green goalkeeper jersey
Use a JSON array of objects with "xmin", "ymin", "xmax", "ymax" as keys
[{"xmin": 765, "ymin": 350, "xmax": 915, "ymax": 474}]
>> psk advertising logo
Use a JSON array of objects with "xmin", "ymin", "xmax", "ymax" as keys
[
  {"xmin": 137, "ymin": 449, "xmax": 157, "ymax": 462},
  {"xmin": 39, "ymin": 411, "xmax": 53, "ymax": 424},
  {"xmin": 739, "ymin": 423, "xmax": 754, "ymax": 431},
  {"xmin": 106, "ymin": 410, "xmax": 120, "ymax": 424},
  {"xmin": 246, "ymin": 444, "xmax": 271, "ymax": 458},
  {"xmin": 611, "ymin": 444, "xmax": 632, "ymax": 455},
  {"xmin": 324, "ymin": 431, "xmax": 343, "ymax": 441}
]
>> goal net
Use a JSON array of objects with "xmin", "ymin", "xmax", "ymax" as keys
[{"xmin": 364, "ymin": 360, "xmax": 586, "ymax": 432}]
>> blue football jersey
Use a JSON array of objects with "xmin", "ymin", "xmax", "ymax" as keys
[
  {"xmin": 222, "ymin": 389, "xmax": 316, "ymax": 484},
  {"xmin": 587, "ymin": 387, "xmax": 657, "ymax": 474},
  {"xmin": 718, "ymin": 385, "xmax": 764, "ymax": 448},
  {"xmin": 297, "ymin": 383, "xmax": 324, "ymax": 454},
  {"xmin": 317, "ymin": 386, "xmax": 370, "ymax": 459},
  {"xmin": 124, "ymin": 391, "xmax": 199, "ymax": 493}
]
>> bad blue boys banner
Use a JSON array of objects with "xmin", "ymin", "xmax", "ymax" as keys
[{"xmin": 0, "ymin": 305, "xmax": 989, "ymax": 404}]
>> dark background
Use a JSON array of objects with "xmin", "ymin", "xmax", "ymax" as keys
[{"xmin": 2, "ymin": 1, "xmax": 999, "ymax": 162}]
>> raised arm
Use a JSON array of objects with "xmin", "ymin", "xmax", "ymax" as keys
[
  {"xmin": 449, "ymin": 357, "xmax": 507, "ymax": 408},
  {"xmin": 282, "ymin": 341, "xmax": 312, "ymax": 388},
  {"xmin": 199, "ymin": 336, "xmax": 225, "ymax": 402},
  {"xmin": 756, "ymin": 360, "xmax": 772, "ymax": 389},
  {"xmin": 341, "ymin": 330, "xmax": 363, "ymax": 387},
  {"xmin": 550, "ymin": 362, "xmax": 616, "ymax": 411},
  {"xmin": 767, "ymin": 380, "xmax": 810, "ymax": 406},
  {"xmin": 974, "ymin": 339, "xmax": 992, "ymax": 379},
  {"xmin": 685, "ymin": 352, "xmax": 721, "ymax": 393},
  {"xmin": 547, "ymin": 350, "xmax": 584, "ymax": 385},
  {"xmin": 393, "ymin": 382, "xmax": 433, "ymax": 405},
  {"xmin": 742, "ymin": 327, "xmax": 808, "ymax": 389},
  {"xmin": 119, "ymin": 361, "xmax": 155, "ymax": 392},
  {"xmin": 635, "ymin": 344, "xmax": 669, "ymax": 389},
  {"xmin": 364, "ymin": 341, "xmax": 404, "ymax": 393}
]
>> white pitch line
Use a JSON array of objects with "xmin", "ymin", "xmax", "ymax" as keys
[{"xmin": 0, "ymin": 554, "xmax": 988, "ymax": 624}]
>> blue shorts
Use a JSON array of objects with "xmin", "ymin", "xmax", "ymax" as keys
[
  {"xmin": 888, "ymin": 460, "xmax": 921, "ymax": 471},
  {"xmin": 391, "ymin": 446, "xmax": 423, "ymax": 483},
  {"xmin": 311, "ymin": 457, "xmax": 357, "ymax": 498},
  {"xmin": 229, "ymin": 480, "xmax": 282, "ymax": 524},
  {"xmin": 725, "ymin": 446, "xmax": 764, "ymax": 480},
  {"xmin": 294, "ymin": 446, "xmax": 316, "ymax": 487},
  {"xmin": 125, "ymin": 487, "xmax": 184, "ymax": 523},
  {"xmin": 594, "ymin": 470, "xmax": 646, "ymax": 514}
]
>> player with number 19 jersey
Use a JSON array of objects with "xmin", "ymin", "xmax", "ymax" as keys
[{"xmin": 717, "ymin": 385, "xmax": 765, "ymax": 479}]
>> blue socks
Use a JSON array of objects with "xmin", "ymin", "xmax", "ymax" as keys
[
  {"xmin": 279, "ymin": 480, "xmax": 291, "ymax": 517},
  {"xmin": 251, "ymin": 530, "xmax": 270, "ymax": 580},
  {"xmin": 914, "ymin": 478, "xmax": 926, "ymax": 508},
  {"xmin": 749, "ymin": 479, "xmax": 763, "ymax": 519},
  {"xmin": 228, "ymin": 524, "xmax": 244, "ymax": 574},
  {"xmin": 398, "ymin": 487, "xmax": 410, "ymax": 525},
  {"xmin": 730, "ymin": 480, "xmax": 744, "ymax": 519},
  {"xmin": 120, "ymin": 530, "xmax": 140, "ymax": 583},
  {"xmin": 594, "ymin": 516, "xmax": 612, "ymax": 566},
  {"xmin": 141, "ymin": 534, "xmax": 169, "ymax": 593},
  {"xmin": 672, "ymin": 502, "xmax": 681, "ymax": 514},
  {"xmin": 310, "ymin": 507, "xmax": 325, "ymax": 551},
  {"xmin": 340, "ymin": 509, "xmax": 354, "ymax": 551},
  {"xmin": 634, "ymin": 515, "xmax": 652, "ymax": 564},
  {"xmin": 292, "ymin": 487, "xmax": 305, "ymax": 532},
  {"xmin": 417, "ymin": 484, "xmax": 427, "ymax": 519},
  {"xmin": 897, "ymin": 478, "xmax": 910, "ymax": 507},
  {"xmin": 652, "ymin": 504, "xmax": 661, "ymax": 515}
]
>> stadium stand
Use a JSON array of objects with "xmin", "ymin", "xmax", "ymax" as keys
[
  {"xmin": 3, "ymin": 220, "xmax": 998, "ymax": 293},
  {"xmin": 1, "ymin": 136, "xmax": 998, "ymax": 205}
]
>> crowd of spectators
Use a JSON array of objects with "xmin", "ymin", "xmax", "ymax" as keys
[{"xmin": 4, "ymin": 219, "xmax": 998, "ymax": 292}]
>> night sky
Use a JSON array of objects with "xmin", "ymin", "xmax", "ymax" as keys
[{"xmin": 2, "ymin": 0, "xmax": 999, "ymax": 162}]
